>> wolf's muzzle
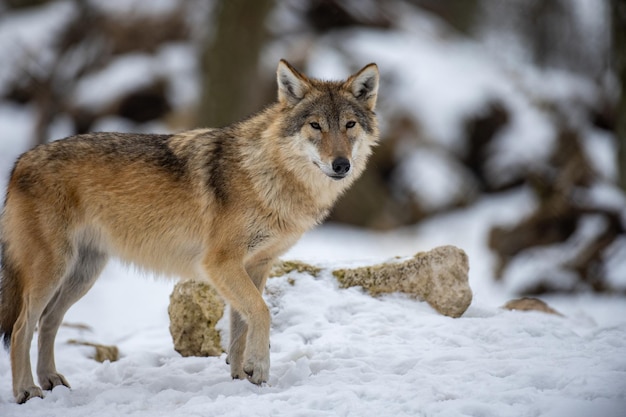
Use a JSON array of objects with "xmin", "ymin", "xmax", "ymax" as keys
[{"xmin": 330, "ymin": 157, "xmax": 351, "ymax": 180}]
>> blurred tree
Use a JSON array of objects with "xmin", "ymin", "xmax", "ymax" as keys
[
  {"xmin": 197, "ymin": 0, "xmax": 274, "ymax": 128},
  {"xmin": 23, "ymin": 1, "xmax": 105, "ymax": 146},
  {"xmin": 408, "ymin": 0, "xmax": 478, "ymax": 34},
  {"xmin": 614, "ymin": 0, "xmax": 626, "ymax": 190},
  {"xmin": 306, "ymin": 0, "xmax": 391, "ymax": 32},
  {"xmin": 3, "ymin": 0, "xmax": 48, "ymax": 9},
  {"xmin": 477, "ymin": 0, "xmax": 609, "ymax": 80}
]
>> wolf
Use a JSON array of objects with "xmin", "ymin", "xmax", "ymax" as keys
[{"xmin": 0, "ymin": 59, "xmax": 379, "ymax": 403}]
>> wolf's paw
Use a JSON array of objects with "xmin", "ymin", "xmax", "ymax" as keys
[
  {"xmin": 231, "ymin": 369, "xmax": 244, "ymax": 380},
  {"xmin": 243, "ymin": 356, "xmax": 269, "ymax": 385},
  {"xmin": 39, "ymin": 372, "xmax": 70, "ymax": 391},
  {"xmin": 16, "ymin": 386, "xmax": 44, "ymax": 404},
  {"xmin": 229, "ymin": 361, "xmax": 245, "ymax": 380},
  {"xmin": 227, "ymin": 350, "xmax": 246, "ymax": 379}
]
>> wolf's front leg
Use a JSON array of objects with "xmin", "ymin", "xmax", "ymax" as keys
[
  {"xmin": 242, "ymin": 306, "xmax": 270, "ymax": 384},
  {"xmin": 240, "ymin": 258, "xmax": 274, "ymax": 383},
  {"xmin": 204, "ymin": 256, "xmax": 271, "ymax": 384}
]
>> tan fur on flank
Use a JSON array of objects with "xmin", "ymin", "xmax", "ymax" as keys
[{"xmin": 0, "ymin": 60, "xmax": 379, "ymax": 403}]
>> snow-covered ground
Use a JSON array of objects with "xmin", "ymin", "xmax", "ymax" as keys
[
  {"xmin": 1, "ymin": 223, "xmax": 625, "ymax": 417},
  {"xmin": 1, "ymin": 138, "xmax": 625, "ymax": 416}
]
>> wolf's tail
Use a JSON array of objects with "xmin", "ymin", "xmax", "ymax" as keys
[{"xmin": 0, "ymin": 244, "xmax": 23, "ymax": 350}]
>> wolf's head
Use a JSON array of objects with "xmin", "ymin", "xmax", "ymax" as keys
[{"xmin": 275, "ymin": 60, "xmax": 379, "ymax": 182}]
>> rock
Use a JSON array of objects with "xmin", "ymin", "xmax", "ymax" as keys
[
  {"xmin": 502, "ymin": 297, "xmax": 563, "ymax": 316},
  {"xmin": 67, "ymin": 340, "xmax": 119, "ymax": 362},
  {"xmin": 332, "ymin": 245, "xmax": 472, "ymax": 318},
  {"xmin": 270, "ymin": 260, "xmax": 322, "ymax": 278},
  {"xmin": 168, "ymin": 280, "xmax": 225, "ymax": 357}
]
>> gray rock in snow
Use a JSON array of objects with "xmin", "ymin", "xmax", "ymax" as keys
[
  {"xmin": 502, "ymin": 297, "xmax": 563, "ymax": 316},
  {"xmin": 332, "ymin": 245, "xmax": 472, "ymax": 318},
  {"xmin": 168, "ymin": 280, "xmax": 225, "ymax": 357}
]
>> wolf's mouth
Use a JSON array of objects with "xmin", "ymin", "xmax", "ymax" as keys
[{"xmin": 313, "ymin": 161, "xmax": 347, "ymax": 181}]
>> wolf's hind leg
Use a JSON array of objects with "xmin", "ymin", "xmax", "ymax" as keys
[
  {"xmin": 11, "ymin": 306, "xmax": 45, "ymax": 404},
  {"xmin": 9, "ymin": 253, "xmax": 71, "ymax": 403},
  {"xmin": 37, "ymin": 247, "xmax": 108, "ymax": 391},
  {"xmin": 227, "ymin": 309, "xmax": 247, "ymax": 379}
]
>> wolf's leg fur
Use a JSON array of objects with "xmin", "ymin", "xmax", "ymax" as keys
[
  {"xmin": 227, "ymin": 258, "xmax": 273, "ymax": 380},
  {"xmin": 204, "ymin": 255, "xmax": 272, "ymax": 385},
  {"xmin": 37, "ymin": 246, "xmax": 108, "ymax": 391},
  {"xmin": 226, "ymin": 310, "xmax": 245, "ymax": 376},
  {"xmin": 9, "ymin": 243, "xmax": 74, "ymax": 404},
  {"xmin": 11, "ymin": 309, "xmax": 45, "ymax": 403}
]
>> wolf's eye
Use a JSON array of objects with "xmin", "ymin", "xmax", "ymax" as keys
[
  {"xmin": 346, "ymin": 121, "xmax": 356, "ymax": 129},
  {"xmin": 310, "ymin": 122, "xmax": 321, "ymax": 130}
]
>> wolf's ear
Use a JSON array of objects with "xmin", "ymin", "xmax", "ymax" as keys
[
  {"xmin": 277, "ymin": 60, "xmax": 310, "ymax": 106},
  {"xmin": 346, "ymin": 63, "xmax": 379, "ymax": 111}
]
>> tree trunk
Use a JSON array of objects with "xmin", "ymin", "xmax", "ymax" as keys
[
  {"xmin": 197, "ymin": 0, "xmax": 274, "ymax": 128},
  {"xmin": 614, "ymin": 0, "xmax": 626, "ymax": 190}
]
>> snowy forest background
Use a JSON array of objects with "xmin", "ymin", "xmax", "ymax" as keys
[{"xmin": 0, "ymin": 0, "xmax": 625, "ymax": 296}]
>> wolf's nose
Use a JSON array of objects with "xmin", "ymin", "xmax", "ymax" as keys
[{"xmin": 332, "ymin": 157, "xmax": 351, "ymax": 176}]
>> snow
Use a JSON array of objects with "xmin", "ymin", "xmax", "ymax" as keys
[
  {"xmin": 86, "ymin": 0, "xmax": 181, "ymax": 17},
  {"xmin": 0, "ymin": 0, "xmax": 76, "ymax": 94},
  {"xmin": 73, "ymin": 54, "xmax": 160, "ymax": 112},
  {"xmin": 1, "ymin": 230, "xmax": 625, "ymax": 416},
  {"xmin": 581, "ymin": 127, "xmax": 618, "ymax": 181},
  {"xmin": 394, "ymin": 146, "xmax": 477, "ymax": 211},
  {"xmin": 604, "ymin": 236, "xmax": 626, "ymax": 290},
  {"xmin": 502, "ymin": 214, "xmax": 618, "ymax": 293},
  {"xmin": 73, "ymin": 44, "xmax": 200, "ymax": 114},
  {"xmin": 156, "ymin": 44, "xmax": 201, "ymax": 109},
  {"xmin": 485, "ymin": 92, "xmax": 556, "ymax": 186},
  {"xmin": 0, "ymin": 104, "xmax": 35, "ymax": 177}
]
